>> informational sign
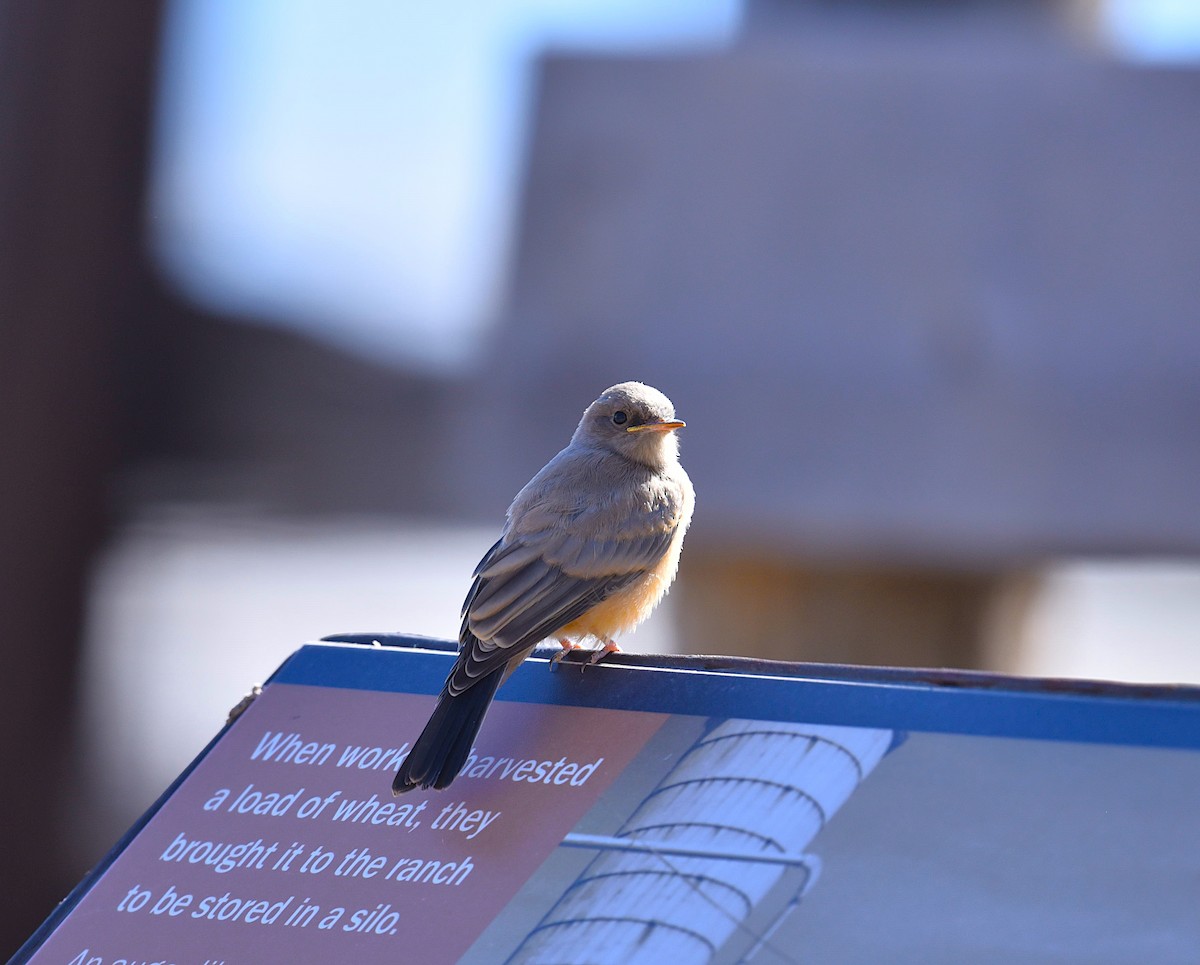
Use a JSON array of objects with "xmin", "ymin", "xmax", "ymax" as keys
[{"xmin": 16, "ymin": 637, "xmax": 1200, "ymax": 964}]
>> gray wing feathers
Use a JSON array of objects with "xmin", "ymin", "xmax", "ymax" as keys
[
  {"xmin": 474, "ymin": 539, "xmax": 544, "ymax": 579},
  {"xmin": 449, "ymin": 530, "xmax": 667, "ymax": 695},
  {"xmin": 468, "ymin": 560, "xmax": 561, "ymax": 629},
  {"xmin": 558, "ymin": 530, "xmax": 674, "ymax": 576},
  {"xmin": 537, "ymin": 530, "xmax": 658, "ymax": 576},
  {"xmin": 464, "ymin": 526, "xmax": 671, "ymax": 636},
  {"xmin": 450, "ymin": 462, "xmax": 687, "ymax": 696},
  {"xmin": 449, "ymin": 570, "xmax": 638, "ymax": 695}
]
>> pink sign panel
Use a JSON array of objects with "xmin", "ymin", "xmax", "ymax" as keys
[{"xmin": 28, "ymin": 683, "xmax": 667, "ymax": 964}]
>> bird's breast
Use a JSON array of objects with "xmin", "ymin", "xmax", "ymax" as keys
[{"xmin": 558, "ymin": 522, "xmax": 687, "ymax": 642}]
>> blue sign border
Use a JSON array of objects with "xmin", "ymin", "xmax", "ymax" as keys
[{"xmin": 304, "ymin": 633, "xmax": 1200, "ymax": 750}]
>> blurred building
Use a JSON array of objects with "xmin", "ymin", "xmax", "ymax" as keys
[{"xmin": 452, "ymin": 0, "xmax": 1200, "ymax": 668}]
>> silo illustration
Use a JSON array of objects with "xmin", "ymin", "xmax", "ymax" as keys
[{"xmin": 508, "ymin": 719, "xmax": 895, "ymax": 964}]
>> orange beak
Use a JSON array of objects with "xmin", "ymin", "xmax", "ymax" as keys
[{"xmin": 626, "ymin": 419, "xmax": 685, "ymax": 433}]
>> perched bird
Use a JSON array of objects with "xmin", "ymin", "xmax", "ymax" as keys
[{"xmin": 392, "ymin": 381, "xmax": 694, "ymax": 794}]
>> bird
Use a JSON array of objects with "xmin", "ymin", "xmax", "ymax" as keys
[{"xmin": 392, "ymin": 381, "xmax": 694, "ymax": 794}]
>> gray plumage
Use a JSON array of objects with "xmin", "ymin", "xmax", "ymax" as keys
[{"xmin": 393, "ymin": 381, "xmax": 694, "ymax": 794}]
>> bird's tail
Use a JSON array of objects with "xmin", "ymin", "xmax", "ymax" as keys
[{"xmin": 392, "ymin": 667, "xmax": 504, "ymax": 795}]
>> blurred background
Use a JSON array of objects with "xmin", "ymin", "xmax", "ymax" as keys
[{"xmin": 3, "ymin": 0, "xmax": 1199, "ymax": 953}]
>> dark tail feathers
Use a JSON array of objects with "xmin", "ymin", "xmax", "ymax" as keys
[{"xmin": 392, "ymin": 668, "xmax": 503, "ymax": 795}]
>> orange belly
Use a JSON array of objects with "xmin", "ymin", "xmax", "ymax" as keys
[{"xmin": 557, "ymin": 531, "xmax": 684, "ymax": 642}]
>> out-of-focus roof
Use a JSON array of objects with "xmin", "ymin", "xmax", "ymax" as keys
[{"xmin": 452, "ymin": 44, "xmax": 1200, "ymax": 565}]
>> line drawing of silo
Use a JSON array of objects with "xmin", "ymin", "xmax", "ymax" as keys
[{"xmin": 506, "ymin": 718, "xmax": 896, "ymax": 965}]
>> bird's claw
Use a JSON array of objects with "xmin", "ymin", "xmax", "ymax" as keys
[
  {"xmin": 550, "ymin": 640, "xmax": 581, "ymax": 671},
  {"xmin": 584, "ymin": 640, "xmax": 621, "ymax": 669}
]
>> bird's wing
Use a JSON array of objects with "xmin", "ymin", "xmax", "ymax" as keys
[{"xmin": 448, "ymin": 523, "xmax": 675, "ymax": 695}]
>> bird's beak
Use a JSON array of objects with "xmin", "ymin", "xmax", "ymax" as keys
[{"xmin": 627, "ymin": 419, "xmax": 686, "ymax": 433}]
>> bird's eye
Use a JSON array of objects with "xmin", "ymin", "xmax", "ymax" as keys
[{"xmin": 611, "ymin": 411, "xmax": 628, "ymax": 426}]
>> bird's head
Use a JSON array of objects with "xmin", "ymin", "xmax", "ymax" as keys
[{"xmin": 573, "ymin": 381, "xmax": 685, "ymax": 469}]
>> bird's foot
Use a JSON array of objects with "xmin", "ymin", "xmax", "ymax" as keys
[
  {"xmin": 587, "ymin": 639, "xmax": 621, "ymax": 667},
  {"xmin": 550, "ymin": 639, "xmax": 581, "ymax": 670}
]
